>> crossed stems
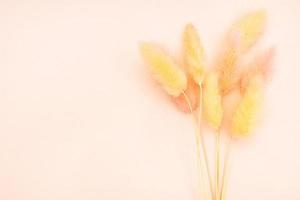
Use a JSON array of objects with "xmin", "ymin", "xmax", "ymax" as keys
[{"xmin": 182, "ymin": 83, "xmax": 231, "ymax": 200}]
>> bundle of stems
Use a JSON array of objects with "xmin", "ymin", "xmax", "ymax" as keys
[{"xmin": 139, "ymin": 10, "xmax": 274, "ymax": 200}]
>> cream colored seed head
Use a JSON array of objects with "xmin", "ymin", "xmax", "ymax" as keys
[
  {"xmin": 218, "ymin": 47, "xmax": 239, "ymax": 94},
  {"xmin": 140, "ymin": 42, "xmax": 187, "ymax": 97},
  {"xmin": 218, "ymin": 10, "xmax": 266, "ymax": 94},
  {"xmin": 233, "ymin": 10, "xmax": 267, "ymax": 53},
  {"xmin": 231, "ymin": 75, "xmax": 263, "ymax": 137},
  {"xmin": 203, "ymin": 71, "xmax": 223, "ymax": 130},
  {"xmin": 183, "ymin": 23, "xmax": 205, "ymax": 84},
  {"xmin": 217, "ymin": 30, "xmax": 240, "ymax": 95}
]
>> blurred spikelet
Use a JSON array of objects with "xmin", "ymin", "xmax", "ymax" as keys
[
  {"xmin": 183, "ymin": 24, "xmax": 206, "ymax": 83},
  {"xmin": 217, "ymin": 10, "xmax": 267, "ymax": 95},
  {"xmin": 217, "ymin": 31, "xmax": 241, "ymax": 95},
  {"xmin": 221, "ymin": 88, "xmax": 242, "ymax": 130},
  {"xmin": 203, "ymin": 72, "xmax": 223, "ymax": 130},
  {"xmin": 232, "ymin": 10, "xmax": 267, "ymax": 53},
  {"xmin": 231, "ymin": 75, "xmax": 263, "ymax": 137},
  {"xmin": 240, "ymin": 47, "xmax": 275, "ymax": 93},
  {"xmin": 140, "ymin": 42, "xmax": 187, "ymax": 97}
]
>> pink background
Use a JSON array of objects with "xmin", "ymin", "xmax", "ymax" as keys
[{"xmin": 0, "ymin": 0, "xmax": 299, "ymax": 199}]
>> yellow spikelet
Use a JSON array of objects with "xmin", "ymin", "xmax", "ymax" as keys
[
  {"xmin": 218, "ymin": 10, "xmax": 266, "ymax": 94},
  {"xmin": 183, "ymin": 24, "xmax": 206, "ymax": 83},
  {"xmin": 217, "ymin": 32, "xmax": 240, "ymax": 95},
  {"xmin": 232, "ymin": 10, "xmax": 267, "ymax": 53},
  {"xmin": 140, "ymin": 42, "xmax": 187, "ymax": 97},
  {"xmin": 231, "ymin": 75, "xmax": 263, "ymax": 137},
  {"xmin": 203, "ymin": 72, "xmax": 223, "ymax": 130},
  {"xmin": 222, "ymin": 88, "xmax": 242, "ymax": 131}
]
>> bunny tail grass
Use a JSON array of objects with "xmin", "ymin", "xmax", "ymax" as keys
[
  {"xmin": 217, "ymin": 31, "xmax": 240, "ymax": 95},
  {"xmin": 140, "ymin": 42, "xmax": 187, "ymax": 97},
  {"xmin": 231, "ymin": 75, "xmax": 263, "ymax": 137},
  {"xmin": 232, "ymin": 10, "xmax": 267, "ymax": 53},
  {"xmin": 203, "ymin": 72, "xmax": 223, "ymax": 130},
  {"xmin": 240, "ymin": 47, "xmax": 275, "ymax": 93},
  {"xmin": 183, "ymin": 23, "xmax": 206, "ymax": 83}
]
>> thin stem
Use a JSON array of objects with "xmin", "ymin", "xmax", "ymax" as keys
[
  {"xmin": 198, "ymin": 83, "xmax": 214, "ymax": 199},
  {"xmin": 220, "ymin": 135, "xmax": 233, "ymax": 200},
  {"xmin": 215, "ymin": 130, "xmax": 221, "ymax": 200},
  {"xmin": 182, "ymin": 91, "xmax": 207, "ymax": 199}
]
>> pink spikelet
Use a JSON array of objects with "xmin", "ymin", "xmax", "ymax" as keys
[{"xmin": 240, "ymin": 47, "xmax": 275, "ymax": 93}]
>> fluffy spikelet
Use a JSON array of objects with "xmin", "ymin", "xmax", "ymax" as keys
[
  {"xmin": 217, "ymin": 31, "xmax": 241, "ymax": 95},
  {"xmin": 222, "ymin": 88, "xmax": 242, "ymax": 130},
  {"xmin": 218, "ymin": 10, "xmax": 266, "ymax": 94},
  {"xmin": 203, "ymin": 72, "xmax": 223, "ymax": 130},
  {"xmin": 231, "ymin": 75, "xmax": 263, "ymax": 137},
  {"xmin": 240, "ymin": 47, "xmax": 275, "ymax": 93},
  {"xmin": 140, "ymin": 42, "xmax": 187, "ymax": 97},
  {"xmin": 232, "ymin": 10, "xmax": 267, "ymax": 53},
  {"xmin": 183, "ymin": 24, "xmax": 206, "ymax": 83}
]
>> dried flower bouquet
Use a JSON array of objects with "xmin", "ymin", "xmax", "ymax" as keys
[{"xmin": 139, "ymin": 10, "xmax": 274, "ymax": 200}]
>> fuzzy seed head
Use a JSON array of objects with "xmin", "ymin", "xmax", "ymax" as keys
[
  {"xmin": 240, "ymin": 47, "xmax": 275, "ymax": 93},
  {"xmin": 217, "ymin": 31, "xmax": 240, "ymax": 95},
  {"xmin": 203, "ymin": 72, "xmax": 223, "ymax": 130},
  {"xmin": 231, "ymin": 75, "xmax": 263, "ymax": 137},
  {"xmin": 140, "ymin": 42, "xmax": 187, "ymax": 97},
  {"xmin": 233, "ymin": 10, "xmax": 267, "ymax": 53},
  {"xmin": 183, "ymin": 24, "xmax": 205, "ymax": 83}
]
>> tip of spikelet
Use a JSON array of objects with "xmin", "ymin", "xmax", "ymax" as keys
[
  {"xmin": 203, "ymin": 71, "xmax": 223, "ymax": 130},
  {"xmin": 233, "ymin": 9, "xmax": 267, "ymax": 52},
  {"xmin": 139, "ymin": 42, "xmax": 187, "ymax": 97},
  {"xmin": 183, "ymin": 23, "xmax": 206, "ymax": 84},
  {"xmin": 231, "ymin": 75, "xmax": 264, "ymax": 137}
]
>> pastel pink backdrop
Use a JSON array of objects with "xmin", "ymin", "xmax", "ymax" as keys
[{"xmin": 0, "ymin": 0, "xmax": 299, "ymax": 199}]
